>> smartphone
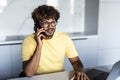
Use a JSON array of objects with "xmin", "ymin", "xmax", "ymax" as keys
[{"xmin": 41, "ymin": 32, "xmax": 47, "ymax": 36}]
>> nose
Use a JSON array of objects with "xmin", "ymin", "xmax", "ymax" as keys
[
  {"xmin": 47, "ymin": 22, "xmax": 55, "ymax": 28},
  {"xmin": 47, "ymin": 23, "xmax": 51, "ymax": 28}
]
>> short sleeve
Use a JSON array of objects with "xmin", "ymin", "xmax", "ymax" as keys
[
  {"xmin": 65, "ymin": 35, "xmax": 78, "ymax": 58},
  {"xmin": 21, "ymin": 36, "xmax": 36, "ymax": 61}
]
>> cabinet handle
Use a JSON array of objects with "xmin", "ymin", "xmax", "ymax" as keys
[{"xmin": 72, "ymin": 38, "xmax": 87, "ymax": 40}]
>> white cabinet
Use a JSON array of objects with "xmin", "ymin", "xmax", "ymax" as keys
[
  {"xmin": 0, "ymin": 45, "xmax": 12, "ymax": 80},
  {"xmin": 64, "ymin": 36, "xmax": 98, "ymax": 70},
  {"xmin": 11, "ymin": 44, "xmax": 22, "ymax": 78},
  {"xmin": 74, "ymin": 36, "xmax": 98, "ymax": 68},
  {"xmin": 0, "ymin": 44, "xmax": 22, "ymax": 80},
  {"xmin": 64, "ymin": 58, "xmax": 73, "ymax": 71}
]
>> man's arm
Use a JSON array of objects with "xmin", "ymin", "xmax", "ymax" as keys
[
  {"xmin": 69, "ymin": 56, "xmax": 84, "ymax": 71},
  {"xmin": 23, "ymin": 28, "xmax": 45, "ymax": 77},
  {"xmin": 69, "ymin": 56, "xmax": 89, "ymax": 80},
  {"xmin": 23, "ymin": 45, "xmax": 42, "ymax": 77}
]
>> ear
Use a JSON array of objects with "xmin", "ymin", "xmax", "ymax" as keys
[{"xmin": 34, "ymin": 23, "xmax": 41, "ymax": 32}]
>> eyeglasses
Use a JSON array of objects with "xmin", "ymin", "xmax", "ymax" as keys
[{"xmin": 39, "ymin": 20, "xmax": 57, "ymax": 28}]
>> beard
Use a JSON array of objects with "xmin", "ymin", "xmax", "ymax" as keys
[{"xmin": 42, "ymin": 28, "xmax": 55, "ymax": 39}]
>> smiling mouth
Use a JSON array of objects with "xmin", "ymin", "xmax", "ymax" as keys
[{"xmin": 43, "ymin": 28, "xmax": 55, "ymax": 38}]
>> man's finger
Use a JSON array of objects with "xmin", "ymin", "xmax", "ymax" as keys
[
  {"xmin": 86, "ymin": 76, "xmax": 89, "ymax": 80},
  {"xmin": 77, "ymin": 75, "xmax": 80, "ymax": 80},
  {"xmin": 36, "ymin": 28, "xmax": 45, "ymax": 35},
  {"xmin": 70, "ymin": 75, "xmax": 76, "ymax": 80}
]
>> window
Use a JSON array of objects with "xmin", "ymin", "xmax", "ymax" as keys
[
  {"xmin": 47, "ymin": 0, "xmax": 85, "ymax": 33},
  {"xmin": 0, "ymin": 0, "xmax": 7, "ymax": 14},
  {"xmin": 0, "ymin": 0, "xmax": 98, "ymax": 36}
]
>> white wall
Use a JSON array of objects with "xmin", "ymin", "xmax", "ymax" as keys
[{"xmin": 98, "ymin": 0, "xmax": 120, "ymax": 66}]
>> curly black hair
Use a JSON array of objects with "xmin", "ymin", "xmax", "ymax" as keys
[{"xmin": 32, "ymin": 5, "xmax": 60, "ymax": 32}]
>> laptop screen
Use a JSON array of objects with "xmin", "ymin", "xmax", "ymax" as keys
[{"xmin": 106, "ymin": 60, "xmax": 120, "ymax": 80}]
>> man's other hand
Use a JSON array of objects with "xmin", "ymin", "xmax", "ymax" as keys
[{"xmin": 70, "ymin": 71, "xmax": 89, "ymax": 80}]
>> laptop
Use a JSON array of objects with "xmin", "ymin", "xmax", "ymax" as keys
[
  {"xmin": 86, "ymin": 60, "xmax": 120, "ymax": 80},
  {"xmin": 116, "ymin": 76, "xmax": 120, "ymax": 80},
  {"xmin": 106, "ymin": 60, "xmax": 120, "ymax": 80}
]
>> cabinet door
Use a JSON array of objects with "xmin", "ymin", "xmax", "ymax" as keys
[
  {"xmin": 73, "ymin": 37, "xmax": 98, "ymax": 68},
  {"xmin": 11, "ymin": 44, "xmax": 22, "ymax": 78},
  {"xmin": 64, "ymin": 57, "xmax": 73, "ymax": 70},
  {"xmin": 64, "ymin": 36, "xmax": 98, "ymax": 70},
  {"xmin": 0, "ymin": 45, "xmax": 12, "ymax": 80}
]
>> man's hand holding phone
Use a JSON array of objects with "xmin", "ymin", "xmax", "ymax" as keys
[{"xmin": 34, "ymin": 28, "xmax": 46, "ymax": 47}]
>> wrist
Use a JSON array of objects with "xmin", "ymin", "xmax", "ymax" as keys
[
  {"xmin": 74, "ymin": 67, "xmax": 84, "ymax": 72},
  {"xmin": 72, "ymin": 60, "xmax": 84, "ymax": 72},
  {"xmin": 37, "ymin": 44, "xmax": 42, "ymax": 49}
]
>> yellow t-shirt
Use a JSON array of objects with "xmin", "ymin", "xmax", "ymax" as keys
[{"xmin": 22, "ymin": 31, "xmax": 78, "ymax": 74}]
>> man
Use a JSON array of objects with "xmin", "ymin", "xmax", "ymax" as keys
[{"xmin": 21, "ymin": 5, "xmax": 89, "ymax": 80}]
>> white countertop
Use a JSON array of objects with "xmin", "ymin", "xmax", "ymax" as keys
[
  {"xmin": 8, "ymin": 64, "xmax": 113, "ymax": 80},
  {"xmin": 0, "ymin": 40, "xmax": 22, "ymax": 45},
  {"xmin": 0, "ymin": 34, "xmax": 98, "ymax": 45},
  {"xmin": 8, "ymin": 71, "xmax": 74, "ymax": 80}
]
